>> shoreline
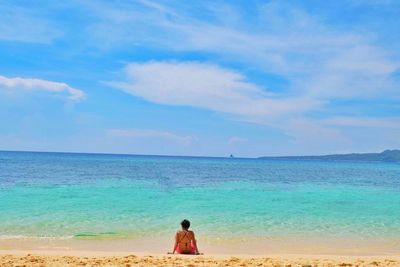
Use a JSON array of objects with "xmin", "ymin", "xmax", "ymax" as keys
[
  {"xmin": 2, "ymin": 235, "xmax": 400, "ymax": 256},
  {"xmin": 1, "ymin": 249, "xmax": 400, "ymax": 266},
  {"xmin": 2, "ymin": 248, "xmax": 400, "ymax": 257}
]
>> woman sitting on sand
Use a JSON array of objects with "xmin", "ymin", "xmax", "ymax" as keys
[{"xmin": 170, "ymin": 219, "xmax": 201, "ymax": 255}]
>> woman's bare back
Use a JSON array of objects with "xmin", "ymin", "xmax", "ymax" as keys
[{"xmin": 176, "ymin": 230, "xmax": 195, "ymax": 254}]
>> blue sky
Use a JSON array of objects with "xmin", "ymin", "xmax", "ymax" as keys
[{"xmin": 0, "ymin": 0, "xmax": 399, "ymax": 157}]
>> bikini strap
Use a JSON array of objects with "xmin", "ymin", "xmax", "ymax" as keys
[{"xmin": 177, "ymin": 230, "xmax": 189, "ymax": 242}]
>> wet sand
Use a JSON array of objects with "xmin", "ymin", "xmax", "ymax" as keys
[{"xmin": 1, "ymin": 250, "xmax": 400, "ymax": 266}]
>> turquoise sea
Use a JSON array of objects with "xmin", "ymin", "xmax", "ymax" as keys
[{"xmin": 1, "ymin": 151, "xmax": 400, "ymax": 248}]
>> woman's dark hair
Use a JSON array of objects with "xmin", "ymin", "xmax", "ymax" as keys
[{"xmin": 181, "ymin": 219, "xmax": 190, "ymax": 229}]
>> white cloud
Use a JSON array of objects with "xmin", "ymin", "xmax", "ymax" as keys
[
  {"xmin": 107, "ymin": 128, "xmax": 198, "ymax": 145},
  {"xmin": 95, "ymin": 0, "xmax": 400, "ymax": 154},
  {"xmin": 324, "ymin": 116, "xmax": 400, "ymax": 129},
  {"xmin": 0, "ymin": 4, "xmax": 61, "ymax": 43},
  {"xmin": 109, "ymin": 61, "xmax": 320, "ymax": 119},
  {"xmin": 228, "ymin": 136, "xmax": 248, "ymax": 145},
  {"xmin": 350, "ymin": 0, "xmax": 396, "ymax": 6},
  {"xmin": 304, "ymin": 45, "xmax": 399, "ymax": 100},
  {"xmin": 282, "ymin": 119, "xmax": 352, "ymax": 154},
  {"xmin": 109, "ymin": 60, "xmax": 399, "ymax": 153},
  {"xmin": 2, "ymin": 1, "xmax": 399, "ymax": 155},
  {"xmin": 0, "ymin": 75, "xmax": 85, "ymax": 101},
  {"xmin": 84, "ymin": 1, "xmax": 399, "ymax": 101}
]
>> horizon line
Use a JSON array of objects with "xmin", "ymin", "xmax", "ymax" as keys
[
  {"xmin": 0, "ymin": 149, "xmax": 253, "ymax": 160},
  {"xmin": 0, "ymin": 148, "xmax": 396, "ymax": 159}
]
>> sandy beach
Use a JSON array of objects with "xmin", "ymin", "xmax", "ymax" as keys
[
  {"xmin": 1, "ymin": 235, "xmax": 400, "ymax": 266},
  {"xmin": 1, "ymin": 250, "xmax": 400, "ymax": 266}
]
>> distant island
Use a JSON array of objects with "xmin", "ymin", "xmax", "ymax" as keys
[{"xmin": 259, "ymin": 149, "xmax": 400, "ymax": 162}]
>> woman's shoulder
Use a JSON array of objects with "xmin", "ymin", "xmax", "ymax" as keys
[
  {"xmin": 176, "ymin": 230, "xmax": 194, "ymax": 234},
  {"xmin": 187, "ymin": 230, "xmax": 195, "ymax": 236}
]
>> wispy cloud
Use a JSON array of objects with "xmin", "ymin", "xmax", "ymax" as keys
[
  {"xmin": 228, "ymin": 136, "xmax": 248, "ymax": 145},
  {"xmin": 107, "ymin": 128, "xmax": 198, "ymax": 145},
  {"xmin": 1, "ymin": 0, "xmax": 399, "ymax": 155},
  {"xmin": 81, "ymin": 1, "xmax": 399, "ymax": 76},
  {"xmin": 0, "ymin": 75, "xmax": 85, "ymax": 101},
  {"xmin": 109, "ymin": 61, "xmax": 320, "ymax": 119},
  {"xmin": 0, "ymin": 3, "xmax": 62, "ymax": 43},
  {"xmin": 108, "ymin": 59, "xmax": 399, "ymax": 153},
  {"xmin": 93, "ymin": 1, "xmax": 399, "ymax": 113},
  {"xmin": 282, "ymin": 119, "xmax": 352, "ymax": 153},
  {"xmin": 324, "ymin": 116, "xmax": 400, "ymax": 129}
]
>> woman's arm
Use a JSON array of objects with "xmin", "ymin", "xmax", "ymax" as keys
[
  {"xmin": 171, "ymin": 232, "xmax": 179, "ymax": 254},
  {"xmin": 191, "ymin": 232, "xmax": 200, "ymax": 254}
]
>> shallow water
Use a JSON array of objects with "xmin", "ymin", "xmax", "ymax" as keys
[{"xmin": 0, "ymin": 151, "xmax": 399, "ymax": 246}]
